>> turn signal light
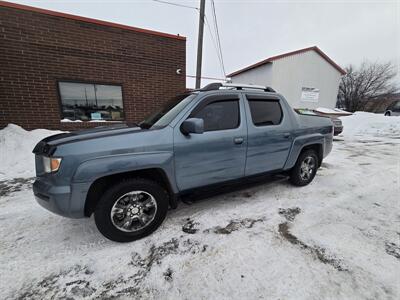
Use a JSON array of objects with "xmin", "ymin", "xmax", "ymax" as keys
[{"xmin": 43, "ymin": 157, "xmax": 62, "ymax": 173}]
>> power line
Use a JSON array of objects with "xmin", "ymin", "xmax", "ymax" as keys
[
  {"xmin": 186, "ymin": 74, "xmax": 226, "ymax": 81},
  {"xmin": 152, "ymin": 0, "xmax": 198, "ymax": 10},
  {"xmin": 204, "ymin": 15, "xmax": 226, "ymax": 78},
  {"xmin": 210, "ymin": 0, "xmax": 226, "ymax": 77},
  {"xmin": 151, "ymin": 0, "xmax": 226, "ymax": 81}
]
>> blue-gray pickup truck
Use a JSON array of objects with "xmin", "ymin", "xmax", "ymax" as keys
[{"xmin": 33, "ymin": 83, "xmax": 333, "ymax": 242}]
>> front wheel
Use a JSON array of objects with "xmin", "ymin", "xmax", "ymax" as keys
[
  {"xmin": 94, "ymin": 178, "xmax": 169, "ymax": 242},
  {"xmin": 289, "ymin": 150, "xmax": 318, "ymax": 186}
]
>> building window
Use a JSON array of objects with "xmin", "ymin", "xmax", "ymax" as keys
[
  {"xmin": 58, "ymin": 81, "xmax": 124, "ymax": 121},
  {"xmin": 247, "ymin": 98, "xmax": 283, "ymax": 126}
]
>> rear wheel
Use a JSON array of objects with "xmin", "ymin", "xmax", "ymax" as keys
[
  {"xmin": 289, "ymin": 149, "xmax": 318, "ymax": 186},
  {"xmin": 94, "ymin": 178, "xmax": 169, "ymax": 242}
]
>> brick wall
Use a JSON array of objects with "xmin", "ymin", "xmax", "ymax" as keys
[{"xmin": 0, "ymin": 2, "xmax": 186, "ymax": 130}]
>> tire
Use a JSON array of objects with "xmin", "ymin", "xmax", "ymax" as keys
[
  {"xmin": 289, "ymin": 149, "xmax": 318, "ymax": 186},
  {"xmin": 94, "ymin": 178, "xmax": 169, "ymax": 242}
]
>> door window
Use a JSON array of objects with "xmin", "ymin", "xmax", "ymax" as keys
[
  {"xmin": 247, "ymin": 98, "xmax": 283, "ymax": 126},
  {"xmin": 191, "ymin": 100, "xmax": 240, "ymax": 131}
]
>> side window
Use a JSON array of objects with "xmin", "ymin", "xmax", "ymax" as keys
[
  {"xmin": 387, "ymin": 102, "xmax": 395, "ymax": 110},
  {"xmin": 247, "ymin": 98, "xmax": 283, "ymax": 126},
  {"xmin": 192, "ymin": 100, "xmax": 240, "ymax": 131},
  {"xmin": 394, "ymin": 101, "xmax": 400, "ymax": 111}
]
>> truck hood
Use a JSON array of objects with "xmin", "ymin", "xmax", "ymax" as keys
[{"xmin": 33, "ymin": 124, "xmax": 143, "ymax": 155}]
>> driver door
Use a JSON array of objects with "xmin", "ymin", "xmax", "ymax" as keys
[{"xmin": 173, "ymin": 93, "xmax": 247, "ymax": 191}]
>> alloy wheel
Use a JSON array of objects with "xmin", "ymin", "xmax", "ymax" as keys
[
  {"xmin": 299, "ymin": 156, "xmax": 316, "ymax": 181},
  {"xmin": 110, "ymin": 191, "xmax": 157, "ymax": 232}
]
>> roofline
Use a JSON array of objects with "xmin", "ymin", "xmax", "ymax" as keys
[
  {"xmin": 0, "ymin": 0, "xmax": 186, "ymax": 41},
  {"xmin": 227, "ymin": 46, "xmax": 346, "ymax": 77}
]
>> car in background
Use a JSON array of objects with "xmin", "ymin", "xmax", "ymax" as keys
[
  {"xmin": 331, "ymin": 118, "xmax": 343, "ymax": 135},
  {"xmin": 295, "ymin": 108, "xmax": 343, "ymax": 136},
  {"xmin": 384, "ymin": 101, "xmax": 400, "ymax": 116}
]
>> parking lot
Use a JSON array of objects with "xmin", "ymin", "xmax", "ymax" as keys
[{"xmin": 0, "ymin": 112, "xmax": 399, "ymax": 299}]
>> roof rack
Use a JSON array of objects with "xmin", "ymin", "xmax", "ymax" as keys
[{"xmin": 199, "ymin": 82, "xmax": 275, "ymax": 93}]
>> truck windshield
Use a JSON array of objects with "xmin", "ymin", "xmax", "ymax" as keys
[{"xmin": 139, "ymin": 94, "xmax": 197, "ymax": 129}]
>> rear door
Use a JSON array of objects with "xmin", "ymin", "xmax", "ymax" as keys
[
  {"xmin": 173, "ymin": 93, "xmax": 247, "ymax": 191},
  {"xmin": 244, "ymin": 94, "xmax": 293, "ymax": 176}
]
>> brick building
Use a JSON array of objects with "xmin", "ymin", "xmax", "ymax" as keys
[{"xmin": 0, "ymin": 1, "xmax": 186, "ymax": 130}]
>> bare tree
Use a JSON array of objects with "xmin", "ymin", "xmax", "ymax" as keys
[{"xmin": 336, "ymin": 61, "xmax": 398, "ymax": 112}]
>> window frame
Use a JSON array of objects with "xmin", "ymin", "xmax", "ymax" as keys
[
  {"xmin": 56, "ymin": 79, "xmax": 126, "ymax": 122},
  {"xmin": 189, "ymin": 94, "xmax": 241, "ymax": 132},
  {"xmin": 246, "ymin": 95, "xmax": 284, "ymax": 127}
]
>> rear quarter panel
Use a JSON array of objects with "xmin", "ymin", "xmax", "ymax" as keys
[{"xmin": 284, "ymin": 113, "xmax": 333, "ymax": 169}]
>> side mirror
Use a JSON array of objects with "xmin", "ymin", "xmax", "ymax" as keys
[{"xmin": 180, "ymin": 118, "xmax": 204, "ymax": 135}]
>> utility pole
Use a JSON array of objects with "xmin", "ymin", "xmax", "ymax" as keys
[{"xmin": 195, "ymin": 0, "xmax": 206, "ymax": 89}]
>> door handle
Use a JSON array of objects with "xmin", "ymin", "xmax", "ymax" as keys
[
  {"xmin": 234, "ymin": 137, "xmax": 244, "ymax": 144},
  {"xmin": 283, "ymin": 133, "xmax": 290, "ymax": 138}
]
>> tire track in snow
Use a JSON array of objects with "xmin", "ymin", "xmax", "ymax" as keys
[{"xmin": 278, "ymin": 207, "xmax": 348, "ymax": 272}]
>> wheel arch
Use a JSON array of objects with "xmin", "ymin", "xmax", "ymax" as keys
[
  {"xmin": 84, "ymin": 168, "xmax": 177, "ymax": 217},
  {"xmin": 300, "ymin": 144, "xmax": 323, "ymax": 167},
  {"xmin": 284, "ymin": 135, "xmax": 324, "ymax": 170}
]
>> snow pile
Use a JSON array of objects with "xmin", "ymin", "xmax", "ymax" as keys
[
  {"xmin": 61, "ymin": 118, "xmax": 82, "ymax": 123},
  {"xmin": 340, "ymin": 111, "xmax": 400, "ymax": 138},
  {"xmin": 0, "ymin": 124, "xmax": 62, "ymax": 180}
]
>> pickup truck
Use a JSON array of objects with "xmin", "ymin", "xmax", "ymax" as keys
[{"xmin": 33, "ymin": 83, "xmax": 333, "ymax": 242}]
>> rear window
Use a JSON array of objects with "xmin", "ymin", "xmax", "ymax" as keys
[{"xmin": 247, "ymin": 98, "xmax": 283, "ymax": 126}]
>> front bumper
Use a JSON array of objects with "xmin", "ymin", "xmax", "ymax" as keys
[{"xmin": 33, "ymin": 178, "xmax": 88, "ymax": 218}]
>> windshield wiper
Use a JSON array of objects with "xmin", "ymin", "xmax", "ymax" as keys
[
  {"xmin": 126, "ymin": 122, "xmax": 142, "ymax": 128},
  {"xmin": 138, "ymin": 121, "xmax": 152, "ymax": 129}
]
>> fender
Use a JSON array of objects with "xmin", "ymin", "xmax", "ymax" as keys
[
  {"xmin": 72, "ymin": 151, "xmax": 178, "ymax": 193},
  {"xmin": 283, "ymin": 133, "xmax": 324, "ymax": 170}
]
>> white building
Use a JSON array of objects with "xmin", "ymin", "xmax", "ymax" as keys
[{"xmin": 228, "ymin": 46, "xmax": 346, "ymax": 109}]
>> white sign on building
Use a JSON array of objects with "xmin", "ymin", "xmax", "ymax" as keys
[{"xmin": 301, "ymin": 87, "xmax": 320, "ymax": 102}]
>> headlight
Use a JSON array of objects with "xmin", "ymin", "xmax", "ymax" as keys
[{"xmin": 42, "ymin": 156, "xmax": 62, "ymax": 173}]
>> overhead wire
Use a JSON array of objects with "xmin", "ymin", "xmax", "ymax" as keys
[
  {"xmin": 152, "ymin": 0, "xmax": 226, "ymax": 80},
  {"xmin": 204, "ymin": 14, "xmax": 226, "ymax": 79},
  {"xmin": 210, "ymin": 0, "xmax": 226, "ymax": 78},
  {"xmin": 151, "ymin": 0, "xmax": 199, "ymax": 11}
]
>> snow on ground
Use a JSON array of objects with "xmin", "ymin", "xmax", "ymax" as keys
[
  {"xmin": 0, "ymin": 124, "xmax": 63, "ymax": 180},
  {"xmin": 341, "ymin": 111, "xmax": 400, "ymax": 138},
  {"xmin": 0, "ymin": 113, "xmax": 399, "ymax": 299}
]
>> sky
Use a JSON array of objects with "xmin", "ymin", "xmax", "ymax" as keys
[{"xmin": 9, "ymin": 0, "xmax": 400, "ymax": 88}]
